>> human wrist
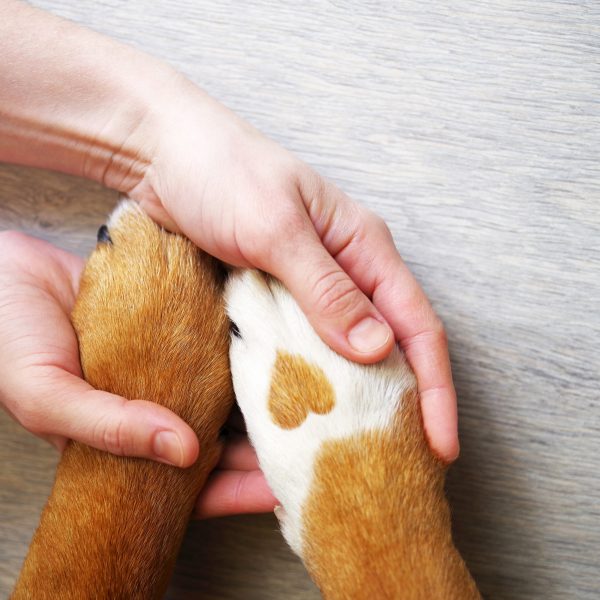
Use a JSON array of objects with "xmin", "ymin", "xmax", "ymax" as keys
[
  {"xmin": 0, "ymin": 0, "xmax": 184, "ymax": 193},
  {"xmin": 124, "ymin": 74, "xmax": 255, "ymax": 217},
  {"xmin": 88, "ymin": 60, "xmax": 185, "ymax": 194}
]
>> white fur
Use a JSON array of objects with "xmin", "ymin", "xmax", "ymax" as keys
[
  {"xmin": 225, "ymin": 270, "xmax": 415, "ymax": 556},
  {"xmin": 106, "ymin": 197, "xmax": 141, "ymax": 228}
]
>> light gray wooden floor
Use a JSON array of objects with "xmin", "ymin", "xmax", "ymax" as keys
[{"xmin": 1, "ymin": 1, "xmax": 599, "ymax": 598}]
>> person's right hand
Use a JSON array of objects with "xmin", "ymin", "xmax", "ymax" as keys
[
  {"xmin": 125, "ymin": 79, "xmax": 459, "ymax": 462},
  {"xmin": 0, "ymin": 0, "xmax": 458, "ymax": 462},
  {"xmin": 0, "ymin": 231, "xmax": 275, "ymax": 517}
]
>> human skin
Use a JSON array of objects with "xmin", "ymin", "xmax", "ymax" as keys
[{"xmin": 0, "ymin": 0, "xmax": 458, "ymax": 517}]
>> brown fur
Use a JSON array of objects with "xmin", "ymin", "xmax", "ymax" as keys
[
  {"xmin": 302, "ymin": 390, "xmax": 480, "ymax": 599},
  {"xmin": 11, "ymin": 205, "xmax": 234, "ymax": 599},
  {"xmin": 268, "ymin": 351, "xmax": 335, "ymax": 429}
]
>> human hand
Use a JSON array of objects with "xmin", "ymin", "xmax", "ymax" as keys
[
  {"xmin": 125, "ymin": 81, "xmax": 459, "ymax": 461},
  {"xmin": 0, "ymin": 231, "xmax": 275, "ymax": 517},
  {"xmin": 0, "ymin": 1, "xmax": 457, "ymax": 461}
]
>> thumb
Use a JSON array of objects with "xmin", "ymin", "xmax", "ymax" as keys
[
  {"xmin": 27, "ymin": 368, "xmax": 199, "ymax": 467},
  {"xmin": 265, "ymin": 227, "xmax": 394, "ymax": 363}
]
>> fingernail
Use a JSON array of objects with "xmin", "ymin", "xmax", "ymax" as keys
[
  {"xmin": 153, "ymin": 431, "xmax": 184, "ymax": 466},
  {"xmin": 348, "ymin": 317, "xmax": 391, "ymax": 353}
]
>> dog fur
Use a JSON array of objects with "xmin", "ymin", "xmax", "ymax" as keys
[{"xmin": 13, "ymin": 200, "xmax": 479, "ymax": 599}]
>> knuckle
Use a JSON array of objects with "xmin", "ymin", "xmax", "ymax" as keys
[
  {"xmin": 426, "ymin": 319, "xmax": 449, "ymax": 348},
  {"xmin": 96, "ymin": 415, "xmax": 127, "ymax": 457},
  {"xmin": 298, "ymin": 167, "xmax": 326, "ymax": 201},
  {"xmin": 312, "ymin": 270, "xmax": 362, "ymax": 319},
  {"xmin": 231, "ymin": 471, "xmax": 250, "ymax": 514},
  {"xmin": 434, "ymin": 321, "xmax": 449, "ymax": 346},
  {"xmin": 403, "ymin": 316, "xmax": 449, "ymax": 352},
  {"xmin": 367, "ymin": 211, "xmax": 392, "ymax": 239}
]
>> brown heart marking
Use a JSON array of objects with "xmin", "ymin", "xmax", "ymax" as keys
[{"xmin": 268, "ymin": 350, "xmax": 336, "ymax": 429}]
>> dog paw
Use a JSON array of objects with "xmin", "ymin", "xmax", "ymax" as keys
[
  {"xmin": 225, "ymin": 270, "xmax": 416, "ymax": 554},
  {"xmin": 74, "ymin": 199, "xmax": 233, "ymax": 432}
]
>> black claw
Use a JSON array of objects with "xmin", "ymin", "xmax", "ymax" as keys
[{"xmin": 97, "ymin": 224, "xmax": 113, "ymax": 244}]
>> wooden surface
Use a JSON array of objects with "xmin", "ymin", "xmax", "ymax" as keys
[{"xmin": 1, "ymin": 1, "xmax": 599, "ymax": 598}]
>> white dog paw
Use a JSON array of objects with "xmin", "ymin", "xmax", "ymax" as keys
[{"xmin": 225, "ymin": 270, "xmax": 416, "ymax": 556}]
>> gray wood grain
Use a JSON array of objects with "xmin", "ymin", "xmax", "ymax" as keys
[{"xmin": 1, "ymin": 1, "xmax": 599, "ymax": 598}]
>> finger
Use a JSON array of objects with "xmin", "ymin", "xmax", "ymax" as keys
[
  {"xmin": 45, "ymin": 242, "xmax": 86, "ymax": 300},
  {"xmin": 193, "ymin": 469, "xmax": 277, "ymax": 519},
  {"xmin": 399, "ymin": 328, "xmax": 458, "ymax": 462},
  {"xmin": 362, "ymin": 256, "xmax": 458, "ymax": 462},
  {"xmin": 2, "ymin": 231, "xmax": 85, "ymax": 310},
  {"xmin": 24, "ymin": 367, "xmax": 200, "ymax": 467},
  {"xmin": 218, "ymin": 433, "xmax": 260, "ymax": 470},
  {"xmin": 307, "ymin": 182, "xmax": 459, "ymax": 462},
  {"xmin": 256, "ymin": 211, "xmax": 394, "ymax": 364},
  {"xmin": 348, "ymin": 246, "xmax": 458, "ymax": 462}
]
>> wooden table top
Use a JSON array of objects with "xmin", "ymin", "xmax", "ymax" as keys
[{"xmin": 1, "ymin": 2, "xmax": 599, "ymax": 598}]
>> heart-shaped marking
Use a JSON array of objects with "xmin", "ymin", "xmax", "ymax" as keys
[{"xmin": 268, "ymin": 350, "xmax": 335, "ymax": 429}]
